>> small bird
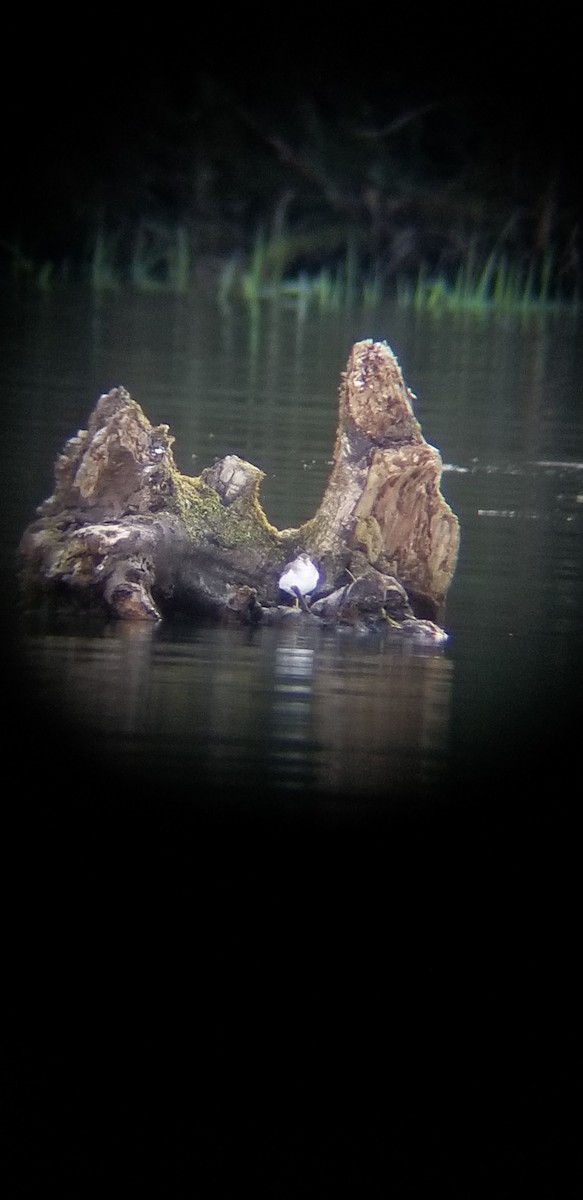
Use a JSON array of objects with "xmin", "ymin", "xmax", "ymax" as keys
[{"xmin": 278, "ymin": 553, "xmax": 319, "ymax": 608}]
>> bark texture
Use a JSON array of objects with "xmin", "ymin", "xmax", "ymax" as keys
[
  {"xmin": 18, "ymin": 340, "xmax": 460, "ymax": 635},
  {"xmin": 303, "ymin": 339, "xmax": 460, "ymax": 617}
]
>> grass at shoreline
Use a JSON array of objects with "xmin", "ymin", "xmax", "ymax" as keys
[{"xmin": 2, "ymin": 223, "xmax": 580, "ymax": 318}]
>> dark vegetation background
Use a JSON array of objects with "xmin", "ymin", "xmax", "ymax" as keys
[{"xmin": 1, "ymin": 8, "xmax": 580, "ymax": 303}]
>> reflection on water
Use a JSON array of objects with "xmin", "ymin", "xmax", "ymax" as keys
[
  {"xmin": 4, "ymin": 294, "xmax": 583, "ymax": 823},
  {"xmin": 22, "ymin": 620, "xmax": 453, "ymax": 813}
]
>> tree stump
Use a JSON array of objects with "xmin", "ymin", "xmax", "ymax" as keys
[{"xmin": 18, "ymin": 340, "xmax": 460, "ymax": 637}]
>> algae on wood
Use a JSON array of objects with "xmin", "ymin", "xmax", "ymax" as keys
[{"xmin": 18, "ymin": 340, "xmax": 460, "ymax": 634}]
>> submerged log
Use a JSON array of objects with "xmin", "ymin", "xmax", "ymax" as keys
[{"xmin": 18, "ymin": 340, "xmax": 460, "ymax": 636}]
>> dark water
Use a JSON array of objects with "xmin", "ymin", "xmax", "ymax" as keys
[
  {"xmin": 3, "ymin": 290, "xmax": 580, "ymax": 1195},
  {"xmin": 3, "ymin": 290, "xmax": 583, "ymax": 825}
]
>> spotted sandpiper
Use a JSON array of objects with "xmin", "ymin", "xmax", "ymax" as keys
[{"xmin": 278, "ymin": 553, "xmax": 319, "ymax": 609}]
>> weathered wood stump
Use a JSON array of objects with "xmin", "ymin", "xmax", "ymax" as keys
[{"xmin": 18, "ymin": 340, "xmax": 460, "ymax": 637}]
